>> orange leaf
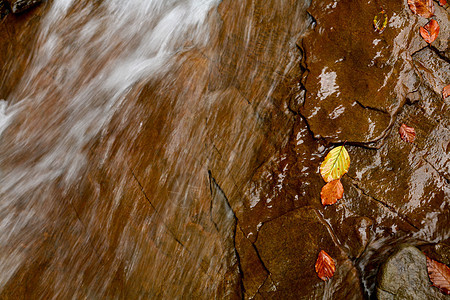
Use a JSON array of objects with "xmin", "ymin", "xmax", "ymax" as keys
[
  {"xmin": 439, "ymin": 0, "xmax": 446, "ymax": 6},
  {"xmin": 320, "ymin": 179, "xmax": 344, "ymax": 206},
  {"xmin": 315, "ymin": 250, "xmax": 336, "ymax": 281},
  {"xmin": 408, "ymin": 0, "xmax": 434, "ymax": 17},
  {"xmin": 443, "ymin": 84, "xmax": 450, "ymax": 98},
  {"xmin": 399, "ymin": 124, "xmax": 416, "ymax": 143},
  {"xmin": 420, "ymin": 19, "xmax": 440, "ymax": 44},
  {"xmin": 426, "ymin": 256, "xmax": 450, "ymax": 295}
]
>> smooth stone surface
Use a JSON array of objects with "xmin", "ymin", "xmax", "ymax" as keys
[{"xmin": 377, "ymin": 245, "xmax": 448, "ymax": 300}]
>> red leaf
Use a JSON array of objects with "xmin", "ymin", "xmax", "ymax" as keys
[
  {"xmin": 427, "ymin": 256, "xmax": 450, "ymax": 295},
  {"xmin": 420, "ymin": 19, "xmax": 440, "ymax": 44},
  {"xmin": 439, "ymin": 0, "xmax": 446, "ymax": 6},
  {"xmin": 320, "ymin": 179, "xmax": 344, "ymax": 206},
  {"xmin": 315, "ymin": 250, "xmax": 336, "ymax": 281},
  {"xmin": 408, "ymin": 0, "xmax": 435, "ymax": 17},
  {"xmin": 399, "ymin": 124, "xmax": 416, "ymax": 143},
  {"xmin": 443, "ymin": 84, "xmax": 450, "ymax": 98}
]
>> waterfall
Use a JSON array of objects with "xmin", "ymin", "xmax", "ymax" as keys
[{"xmin": 0, "ymin": 0, "xmax": 221, "ymax": 295}]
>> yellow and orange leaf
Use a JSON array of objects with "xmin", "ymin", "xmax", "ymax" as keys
[
  {"xmin": 315, "ymin": 250, "xmax": 336, "ymax": 281},
  {"xmin": 320, "ymin": 179, "xmax": 344, "ymax": 206},
  {"xmin": 427, "ymin": 256, "xmax": 450, "ymax": 295},
  {"xmin": 420, "ymin": 19, "xmax": 440, "ymax": 44},
  {"xmin": 320, "ymin": 146, "xmax": 350, "ymax": 182}
]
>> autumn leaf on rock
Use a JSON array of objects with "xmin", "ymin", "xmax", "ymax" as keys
[
  {"xmin": 373, "ymin": 9, "xmax": 388, "ymax": 33},
  {"xmin": 408, "ymin": 0, "xmax": 434, "ymax": 18},
  {"xmin": 399, "ymin": 124, "xmax": 416, "ymax": 143},
  {"xmin": 439, "ymin": 0, "xmax": 446, "ymax": 6},
  {"xmin": 426, "ymin": 256, "xmax": 450, "ymax": 295},
  {"xmin": 320, "ymin": 146, "xmax": 350, "ymax": 182},
  {"xmin": 443, "ymin": 84, "xmax": 450, "ymax": 98},
  {"xmin": 321, "ymin": 179, "xmax": 344, "ymax": 206},
  {"xmin": 420, "ymin": 19, "xmax": 440, "ymax": 44},
  {"xmin": 315, "ymin": 250, "xmax": 336, "ymax": 281}
]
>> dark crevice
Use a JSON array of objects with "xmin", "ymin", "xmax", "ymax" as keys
[
  {"xmin": 354, "ymin": 100, "xmax": 389, "ymax": 114},
  {"xmin": 313, "ymin": 209, "xmax": 347, "ymax": 254},
  {"xmin": 411, "ymin": 45, "xmax": 429, "ymax": 58},
  {"xmin": 208, "ymin": 170, "xmax": 223, "ymax": 233},
  {"xmin": 254, "ymin": 207, "xmax": 301, "ymax": 239},
  {"xmin": 248, "ymin": 236, "xmax": 271, "ymax": 276},
  {"xmin": 346, "ymin": 174, "xmax": 420, "ymax": 231},
  {"xmin": 208, "ymin": 170, "xmax": 245, "ymax": 298},
  {"xmin": 429, "ymin": 45, "xmax": 450, "ymax": 65},
  {"xmin": 254, "ymin": 274, "xmax": 270, "ymax": 298},
  {"xmin": 296, "ymin": 109, "xmax": 322, "ymax": 141}
]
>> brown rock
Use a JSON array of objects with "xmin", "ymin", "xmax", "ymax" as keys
[
  {"xmin": 6, "ymin": 0, "xmax": 42, "ymax": 14},
  {"xmin": 254, "ymin": 206, "xmax": 363, "ymax": 299},
  {"xmin": 300, "ymin": 0, "xmax": 423, "ymax": 144}
]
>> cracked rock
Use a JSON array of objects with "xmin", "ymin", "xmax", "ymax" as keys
[
  {"xmin": 253, "ymin": 206, "xmax": 363, "ymax": 299},
  {"xmin": 299, "ymin": 0, "xmax": 423, "ymax": 144}
]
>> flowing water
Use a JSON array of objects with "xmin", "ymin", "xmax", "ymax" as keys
[{"xmin": 0, "ymin": 0, "xmax": 231, "ymax": 297}]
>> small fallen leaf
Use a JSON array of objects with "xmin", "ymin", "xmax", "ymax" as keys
[
  {"xmin": 426, "ymin": 256, "xmax": 450, "ymax": 295},
  {"xmin": 320, "ymin": 146, "xmax": 350, "ymax": 182},
  {"xmin": 420, "ymin": 19, "xmax": 440, "ymax": 44},
  {"xmin": 315, "ymin": 250, "xmax": 336, "ymax": 281},
  {"xmin": 408, "ymin": 0, "xmax": 434, "ymax": 18},
  {"xmin": 443, "ymin": 84, "xmax": 450, "ymax": 98},
  {"xmin": 373, "ymin": 8, "xmax": 388, "ymax": 33},
  {"xmin": 399, "ymin": 124, "xmax": 416, "ymax": 143},
  {"xmin": 320, "ymin": 179, "xmax": 344, "ymax": 206},
  {"xmin": 439, "ymin": 0, "xmax": 446, "ymax": 6}
]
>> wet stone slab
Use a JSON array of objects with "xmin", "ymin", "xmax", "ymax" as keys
[{"xmin": 299, "ymin": 0, "xmax": 426, "ymax": 144}]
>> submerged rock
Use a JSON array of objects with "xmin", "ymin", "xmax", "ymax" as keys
[{"xmin": 377, "ymin": 245, "xmax": 448, "ymax": 299}]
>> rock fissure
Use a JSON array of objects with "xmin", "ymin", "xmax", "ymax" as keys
[
  {"xmin": 415, "ymin": 146, "xmax": 450, "ymax": 184},
  {"xmin": 313, "ymin": 209, "xmax": 346, "ymax": 254},
  {"xmin": 207, "ymin": 170, "xmax": 245, "ymax": 297},
  {"xmin": 354, "ymin": 100, "xmax": 390, "ymax": 115},
  {"xmin": 129, "ymin": 168, "xmax": 188, "ymax": 251},
  {"xmin": 429, "ymin": 45, "xmax": 450, "ymax": 65},
  {"xmin": 346, "ymin": 175, "xmax": 420, "ymax": 231}
]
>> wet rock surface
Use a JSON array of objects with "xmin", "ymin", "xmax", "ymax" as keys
[
  {"xmin": 377, "ymin": 245, "xmax": 448, "ymax": 299},
  {"xmin": 0, "ymin": 0, "xmax": 448, "ymax": 298},
  {"xmin": 6, "ymin": 0, "xmax": 43, "ymax": 13},
  {"xmin": 253, "ymin": 206, "xmax": 363, "ymax": 299},
  {"xmin": 299, "ymin": 0, "xmax": 427, "ymax": 144}
]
